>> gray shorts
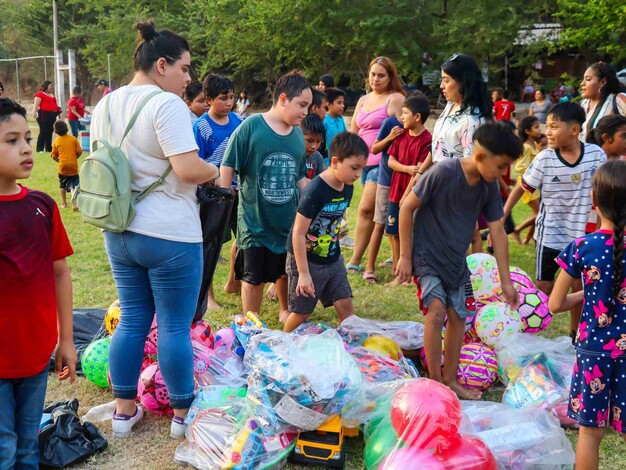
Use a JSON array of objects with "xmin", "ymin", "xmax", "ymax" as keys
[
  {"xmin": 286, "ymin": 253, "xmax": 352, "ymax": 315},
  {"xmin": 373, "ymin": 185, "xmax": 390, "ymax": 225},
  {"xmin": 417, "ymin": 275, "xmax": 476, "ymax": 319}
]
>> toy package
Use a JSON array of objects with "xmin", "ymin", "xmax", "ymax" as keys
[
  {"xmin": 175, "ymin": 385, "xmax": 296, "ymax": 470},
  {"xmin": 243, "ymin": 330, "xmax": 362, "ymax": 432},
  {"xmin": 460, "ymin": 401, "xmax": 575, "ymax": 469},
  {"xmin": 231, "ymin": 312, "xmax": 266, "ymax": 358},
  {"xmin": 362, "ymin": 379, "xmax": 498, "ymax": 470},
  {"xmin": 336, "ymin": 315, "xmax": 424, "ymax": 350},
  {"xmin": 192, "ymin": 343, "xmax": 249, "ymax": 389}
]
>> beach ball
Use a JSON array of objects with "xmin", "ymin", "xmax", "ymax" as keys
[
  {"xmin": 213, "ymin": 327, "xmax": 236, "ymax": 350},
  {"xmin": 144, "ymin": 317, "xmax": 159, "ymax": 357},
  {"xmin": 380, "ymin": 447, "xmax": 445, "ymax": 470},
  {"xmin": 456, "ymin": 343, "xmax": 499, "ymax": 391},
  {"xmin": 363, "ymin": 418, "xmax": 400, "ymax": 470},
  {"xmin": 138, "ymin": 363, "xmax": 172, "ymax": 415},
  {"xmin": 82, "ymin": 337, "xmax": 111, "ymax": 388},
  {"xmin": 464, "ymin": 327, "xmax": 480, "ymax": 344},
  {"xmin": 517, "ymin": 287, "xmax": 552, "ymax": 333},
  {"xmin": 475, "ymin": 302, "xmax": 522, "ymax": 348},
  {"xmin": 105, "ymin": 299, "xmax": 121, "ymax": 335},
  {"xmin": 190, "ymin": 320, "xmax": 214, "ymax": 349},
  {"xmin": 362, "ymin": 335, "xmax": 402, "ymax": 361},
  {"xmin": 467, "ymin": 253, "xmax": 500, "ymax": 300},
  {"xmin": 390, "ymin": 379, "xmax": 462, "ymax": 452},
  {"xmin": 437, "ymin": 435, "xmax": 497, "ymax": 470}
]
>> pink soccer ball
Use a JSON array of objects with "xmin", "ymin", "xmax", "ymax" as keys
[
  {"xmin": 144, "ymin": 317, "xmax": 159, "ymax": 357},
  {"xmin": 138, "ymin": 363, "xmax": 172, "ymax": 415},
  {"xmin": 190, "ymin": 320, "xmax": 214, "ymax": 349},
  {"xmin": 517, "ymin": 287, "xmax": 552, "ymax": 333},
  {"xmin": 456, "ymin": 343, "xmax": 499, "ymax": 391},
  {"xmin": 213, "ymin": 327, "xmax": 236, "ymax": 350}
]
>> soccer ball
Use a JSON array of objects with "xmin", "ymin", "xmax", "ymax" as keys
[
  {"xmin": 144, "ymin": 317, "xmax": 159, "ymax": 358},
  {"xmin": 456, "ymin": 342, "xmax": 499, "ymax": 391},
  {"xmin": 105, "ymin": 299, "xmax": 121, "ymax": 335},
  {"xmin": 517, "ymin": 287, "xmax": 552, "ymax": 333},
  {"xmin": 138, "ymin": 363, "xmax": 172, "ymax": 415},
  {"xmin": 190, "ymin": 320, "xmax": 214, "ymax": 349}
]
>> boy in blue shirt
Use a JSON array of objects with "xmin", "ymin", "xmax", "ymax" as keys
[
  {"xmin": 220, "ymin": 71, "xmax": 311, "ymax": 318},
  {"xmin": 193, "ymin": 73, "xmax": 243, "ymax": 308},
  {"xmin": 284, "ymin": 132, "xmax": 369, "ymax": 332},
  {"xmin": 323, "ymin": 87, "xmax": 347, "ymax": 166}
]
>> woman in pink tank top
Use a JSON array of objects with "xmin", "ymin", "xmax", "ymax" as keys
[{"xmin": 346, "ymin": 57, "xmax": 405, "ymax": 282}]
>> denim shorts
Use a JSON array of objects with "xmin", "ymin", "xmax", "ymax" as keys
[
  {"xmin": 416, "ymin": 275, "xmax": 476, "ymax": 319},
  {"xmin": 361, "ymin": 165, "xmax": 379, "ymax": 185}
]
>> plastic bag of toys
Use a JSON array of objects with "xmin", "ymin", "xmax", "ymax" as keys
[
  {"xmin": 231, "ymin": 312, "xmax": 266, "ymax": 358},
  {"xmin": 460, "ymin": 401, "xmax": 575, "ymax": 469},
  {"xmin": 362, "ymin": 379, "xmax": 499, "ymax": 470},
  {"xmin": 192, "ymin": 342, "xmax": 249, "ymax": 389},
  {"xmin": 336, "ymin": 315, "xmax": 424, "ymax": 350},
  {"xmin": 244, "ymin": 329, "xmax": 362, "ymax": 431},
  {"xmin": 174, "ymin": 385, "xmax": 296, "ymax": 470},
  {"xmin": 341, "ymin": 347, "xmax": 418, "ymax": 427},
  {"xmin": 496, "ymin": 334, "xmax": 574, "ymax": 385}
]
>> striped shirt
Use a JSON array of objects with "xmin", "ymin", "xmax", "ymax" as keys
[{"xmin": 522, "ymin": 143, "xmax": 606, "ymax": 250}]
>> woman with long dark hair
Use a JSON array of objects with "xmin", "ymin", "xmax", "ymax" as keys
[
  {"xmin": 90, "ymin": 20, "xmax": 218, "ymax": 439},
  {"xmin": 580, "ymin": 61, "xmax": 626, "ymax": 142},
  {"xmin": 33, "ymin": 80, "xmax": 59, "ymax": 152}
]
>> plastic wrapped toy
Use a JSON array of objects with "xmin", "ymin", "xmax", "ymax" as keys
[
  {"xmin": 474, "ymin": 302, "xmax": 522, "ymax": 348},
  {"xmin": 232, "ymin": 312, "xmax": 266, "ymax": 357},
  {"xmin": 460, "ymin": 400, "xmax": 575, "ymax": 469},
  {"xmin": 361, "ymin": 335, "xmax": 402, "ymax": 360},
  {"xmin": 336, "ymin": 315, "xmax": 424, "ymax": 350},
  {"xmin": 192, "ymin": 344, "xmax": 249, "ymax": 389},
  {"xmin": 175, "ymin": 387, "xmax": 296, "ymax": 470},
  {"xmin": 290, "ymin": 321, "xmax": 333, "ymax": 336},
  {"xmin": 244, "ymin": 330, "xmax": 361, "ymax": 431}
]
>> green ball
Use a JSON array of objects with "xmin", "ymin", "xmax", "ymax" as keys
[
  {"xmin": 82, "ymin": 337, "xmax": 111, "ymax": 388},
  {"xmin": 364, "ymin": 415, "xmax": 400, "ymax": 470}
]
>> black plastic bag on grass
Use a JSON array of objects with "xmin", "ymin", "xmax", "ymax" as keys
[
  {"xmin": 49, "ymin": 309, "xmax": 108, "ymax": 375},
  {"xmin": 194, "ymin": 186, "xmax": 234, "ymax": 322},
  {"xmin": 39, "ymin": 398, "xmax": 107, "ymax": 468}
]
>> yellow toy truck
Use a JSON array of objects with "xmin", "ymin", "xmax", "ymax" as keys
[{"xmin": 289, "ymin": 415, "xmax": 345, "ymax": 468}]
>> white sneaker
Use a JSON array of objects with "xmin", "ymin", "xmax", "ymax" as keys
[
  {"xmin": 340, "ymin": 235, "xmax": 355, "ymax": 249},
  {"xmin": 170, "ymin": 416, "xmax": 187, "ymax": 439},
  {"xmin": 111, "ymin": 406, "xmax": 144, "ymax": 438}
]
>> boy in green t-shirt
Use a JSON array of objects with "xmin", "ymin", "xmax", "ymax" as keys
[{"xmin": 220, "ymin": 71, "xmax": 312, "ymax": 318}]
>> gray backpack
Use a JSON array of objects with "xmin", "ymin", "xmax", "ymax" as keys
[{"xmin": 72, "ymin": 90, "xmax": 171, "ymax": 232}]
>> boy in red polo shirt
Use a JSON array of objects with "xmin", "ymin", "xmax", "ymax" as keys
[
  {"xmin": 386, "ymin": 93, "xmax": 432, "ymax": 285},
  {"xmin": 0, "ymin": 98, "xmax": 76, "ymax": 469}
]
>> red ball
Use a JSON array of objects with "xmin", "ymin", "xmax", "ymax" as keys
[
  {"xmin": 437, "ymin": 435, "xmax": 497, "ymax": 470},
  {"xmin": 390, "ymin": 379, "xmax": 462, "ymax": 452},
  {"xmin": 190, "ymin": 320, "xmax": 214, "ymax": 349},
  {"xmin": 380, "ymin": 447, "xmax": 445, "ymax": 470}
]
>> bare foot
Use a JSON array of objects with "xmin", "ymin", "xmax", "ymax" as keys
[
  {"xmin": 446, "ymin": 380, "xmax": 482, "ymax": 400},
  {"xmin": 207, "ymin": 297, "xmax": 222, "ymax": 310},
  {"xmin": 278, "ymin": 310, "xmax": 290, "ymax": 323},
  {"xmin": 223, "ymin": 279, "xmax": 241, "ymax": 294},
  {"xmin": 61, "ymin": 203, "xmax": 67, "ymax": 209},
  {"xmin": 266, "ymin": 283, "xmax": 278, "ymax": 302},
  {"xmin": 386, "ymin": 276, "xmax": 404, "ymax": 286},
  {"xmin": 511, "ymin": 231, "xmax": 522, "ymax": 245}
]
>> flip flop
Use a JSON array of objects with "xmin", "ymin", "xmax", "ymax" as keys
[
  {"xmin": 345, "ymin": 263, "xmax": 363, "ymax": 273},
  {"xmin": 363, "ymin": 271, "xmax": 377, "ymax": 284},
  {"xmin": 378, "ymin": 258, "xmax": 393, "ymax": 268}
]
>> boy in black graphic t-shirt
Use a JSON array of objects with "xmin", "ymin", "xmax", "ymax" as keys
[{"xmin": 284, "ymin": 132, "xmax": 368, "ymax": 332}]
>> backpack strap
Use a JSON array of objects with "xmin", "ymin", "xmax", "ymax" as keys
[
  {"xmin": 134, "ymin": 165, "xmax": 173, "ymax": 204},
  {"xmin": 120, "ymin": 90, "xmax": 163, "ymax": 146}
]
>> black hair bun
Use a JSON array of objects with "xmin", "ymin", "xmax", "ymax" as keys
[{"xmin": 134, "ymin": 21, "xmax": 158, "ymax": 41}]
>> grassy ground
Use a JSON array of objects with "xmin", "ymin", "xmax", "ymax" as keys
[{"xmin": 30, "ymin": 137, "xmax": 625, "ymax": 468}]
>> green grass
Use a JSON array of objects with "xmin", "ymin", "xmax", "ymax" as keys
[{"xmin": 28, "ymin": 142, "xmax": 625, "ymax": 469}]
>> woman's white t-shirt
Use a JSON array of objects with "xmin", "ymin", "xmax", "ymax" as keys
[
  {"xmin": 432, "ymin": 101, "xmax": 484, "ymax": 162},
  {"xmin": 580, "ymin": 92, "xmax": 626, "ymax": 142},
  {"xmin": 90, "ymin": 84, "xmax": 201, "ymax": 243}
]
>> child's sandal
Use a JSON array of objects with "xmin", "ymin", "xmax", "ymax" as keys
[
  {"xmin": 363, "ymin": 272, "xmax": 377, "ymax": 284},
  {"xmin": 345, "ymin": 263, "xmax": 363, "ymax": 273}
]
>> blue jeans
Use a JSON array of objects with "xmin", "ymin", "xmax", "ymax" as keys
[
  {"xmin": 0, "ymin": 368, "xmax": 49, "ymax": 469},
  {"xmin": 68, "ymin": 119, "xmax": 85, "ymax": 138},
  {"xmin": 104, "ymin": 231, "xmax": 202, "ymax": 409}
]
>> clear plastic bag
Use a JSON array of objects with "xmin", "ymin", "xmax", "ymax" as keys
[
  {"xmin": 460, "ymin": 400, "xmax": 575, "ymax": 469},
  {"xmin": 193, "ymin": 343, "xmax": 249, "ymax": 389},
  {"xmin": 336, "ymin": 315, "xmax": 424, "ymax": 350},
  {"xmin": 243, "ymin": 329, "xmax": 361, "ymax": 431},
  {"xmin": 362, "ymin": 379, "xmax": 498, "ymax": 470},
  {"xmin": 174, "ymin": 385, "xmax": 296, "ymax": 470}
]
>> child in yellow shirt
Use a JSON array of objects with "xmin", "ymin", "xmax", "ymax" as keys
[{"xmin": 51, "ymin": 121, "xmax": 82, "ymax": 208}]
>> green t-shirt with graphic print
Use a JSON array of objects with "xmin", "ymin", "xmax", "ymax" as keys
[{"xmin": 222, "ymin": 114, "xmax": 307, "ymax": 254}]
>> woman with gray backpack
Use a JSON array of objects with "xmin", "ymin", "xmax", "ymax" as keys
[{"xmin": 87, "ymin": 21, "xmax": 218, "ymax": 439}]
